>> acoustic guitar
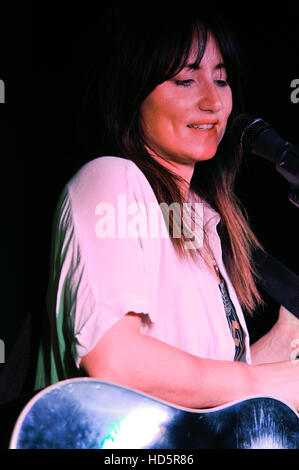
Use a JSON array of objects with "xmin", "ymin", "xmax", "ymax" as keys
[{"xmin": 9, "ymin": 378, "xmax": 299, "ymax": 449}]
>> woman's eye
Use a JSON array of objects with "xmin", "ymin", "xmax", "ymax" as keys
[
  {"xmin": 215, "ymin": 79, "xmax": 229, "ymax": 88},
  {"xmin": 175, "ymin": 79, "xmax": 193, "ymax": 87}
]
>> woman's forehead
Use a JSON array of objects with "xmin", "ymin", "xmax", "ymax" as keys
[{"xmin": 187, "ymin": 34, "xmax": 224, "ymax": 69}]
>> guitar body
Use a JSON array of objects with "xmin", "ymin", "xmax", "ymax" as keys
[{"xmin": 10, "ymin": 378, "xmax": 298, "ymax": 449}]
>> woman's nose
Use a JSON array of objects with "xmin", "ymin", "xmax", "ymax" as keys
[{"xmin": 198, "ymin": 81, "xmax": 222, "ymax": 113}]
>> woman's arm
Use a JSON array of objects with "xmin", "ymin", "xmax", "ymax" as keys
[{"xmin": 80, "ymin": 312, "xmax": 299, "ymax": 411}]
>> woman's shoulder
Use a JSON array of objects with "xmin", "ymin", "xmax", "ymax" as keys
[
  {"xmin": 66, "ymin": 155, "xmax": 154, "ymax": 207},
  {"xmin": 69, "ymin": 156, "xmax": 144, "ymax": 187},
  {"xmin": 84, "ymin": 155, "xmax": 138, "ymax": 170}
]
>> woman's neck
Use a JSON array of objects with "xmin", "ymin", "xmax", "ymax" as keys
[{"xmin": 145, "ymin": 147, "xmax": 194, "ymax": 201}]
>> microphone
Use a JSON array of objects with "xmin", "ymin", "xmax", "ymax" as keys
[{"xmin": 232, "ymin": 114, "xmax": 299, "ymax": 194}]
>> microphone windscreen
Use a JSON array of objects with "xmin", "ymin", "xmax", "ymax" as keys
[
  {"xmin": 231, "ymin": 114, "xmax": 271, "ymax": 151},
  {"xmin": 231, "ymin": 114, "xmax": 255, "ymax": 144}
]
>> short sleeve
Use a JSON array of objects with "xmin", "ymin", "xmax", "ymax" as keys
[{"xmin": 52, "ymin": 157, "xmax": 160, "ymax": 369}]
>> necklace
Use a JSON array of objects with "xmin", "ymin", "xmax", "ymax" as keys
[{"xmin": 203, "ymin": 238, "xmax": 221, "ymax": 282}]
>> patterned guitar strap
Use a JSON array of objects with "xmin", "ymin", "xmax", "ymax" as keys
[{"xmin": 212, "ymin": 257, "xmax": 246, "ymax": 362}]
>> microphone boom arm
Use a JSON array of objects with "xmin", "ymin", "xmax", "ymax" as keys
[{"xmin": 238, "ymin": 117, "xmax": 299, "ymax": 208}]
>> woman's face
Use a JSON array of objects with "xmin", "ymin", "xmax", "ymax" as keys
[{"xmin": 140, "ymin": 34, "xmax": 233, "ymax": 182}]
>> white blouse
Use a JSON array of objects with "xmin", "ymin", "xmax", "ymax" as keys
[{"xmin": 35, "ymin": 155, "xmax": 251, "ymax": 388}]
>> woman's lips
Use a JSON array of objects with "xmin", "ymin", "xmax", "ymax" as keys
[{"xmin": 187, "ymin": 120, "xmax": 218, "ymax": 133}]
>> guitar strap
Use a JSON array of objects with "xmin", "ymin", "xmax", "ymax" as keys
[
  {"xmin": 217, "ymin": 249, "xmax": 298, "ymax": 362},
  {"xmin": 208, "ymin": 246, "xmax": 246, "ymax": 362},
  {"xmin": 218, "ymin": 274, "xmax": 246, "ymax": 362}
]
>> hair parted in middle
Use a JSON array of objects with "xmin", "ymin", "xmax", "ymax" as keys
[{"xmin": 78, "ymin": 4, "xmax": 263, "ymax": 314}]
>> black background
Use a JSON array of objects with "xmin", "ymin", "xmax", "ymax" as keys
[{"xmin": 0, "ymin": 2, "xmax": 298, "ymax": 411}]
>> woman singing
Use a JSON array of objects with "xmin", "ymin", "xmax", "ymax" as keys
[{"xmin": 35, "ymin": 6, "xmax": 299, "ymax": 412}]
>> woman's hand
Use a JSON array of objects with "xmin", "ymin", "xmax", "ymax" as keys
[
  {"xmin": 277, "ymin": 305, "xmax": 299, "ymax": 362},
  {"xmin": 251, "ymin": 305, "xmax": 299, "ymax": 365}
]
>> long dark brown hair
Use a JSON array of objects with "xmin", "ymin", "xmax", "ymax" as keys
[{"xmin": 77, "ymin": 5, "xmax": 263, "ymax": 314}]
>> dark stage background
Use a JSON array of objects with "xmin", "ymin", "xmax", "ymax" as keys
[{"xmin": 0, "ymin": 1, "xmax": 298, "ymax": 447}]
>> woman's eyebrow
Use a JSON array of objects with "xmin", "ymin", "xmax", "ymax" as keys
[{"xmin": 186, "ymin": 62, "xmax": 226, "ymax": 71}]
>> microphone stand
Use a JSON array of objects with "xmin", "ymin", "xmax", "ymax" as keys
[
  {"xmin": 253, "ymin": 249, "xmax": 299, "ymax": 319},
  {"xmin": 275, "ymin": 144, "xmax": 299, "ymax": 208},
  {"xmin": 241, "ymin": 138, "xmax": 299, "ymax": 315},
  {"xmin": 253, "ymin": 144, "xmax": 299, "ymax": 316},
  {"xmin": 252, "ymin": 143, "xmax": 299, "ymax": 318}
]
